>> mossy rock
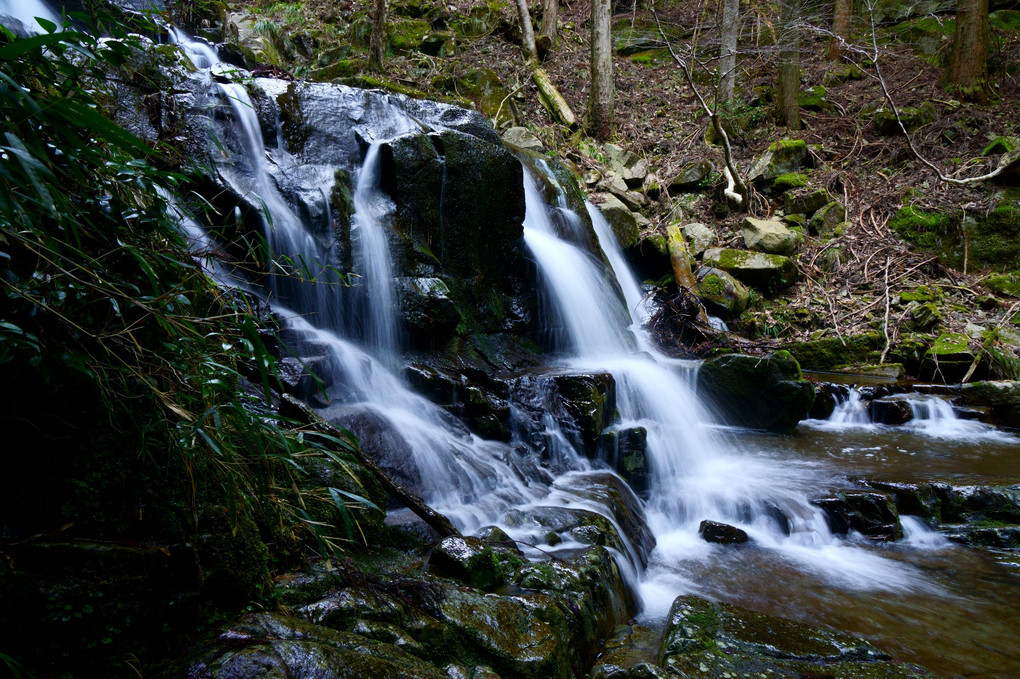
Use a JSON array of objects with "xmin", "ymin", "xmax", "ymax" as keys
[
  {"xmin": 669, "ymin": 158, "xmax": 714, "ymax": 191},
  {"xmin": 746, "ymin": 139, "xmax": 810, "ymax": 184},
  {"xmin": 905, "ymin": 301, "xmax": 942, "ymax": 331},
  {"xmin": 873, "ymin": 101, "xmax": 935, "ymax": 135},
  {"xmin": 798, "ymin": 85, "xmax": 832, "ymax": 112},
  {"xmin": 986, "ymin": 271, "xmax": 1020, "ymax": 297},
  {"xmin": 781, "ymin": 332, "xmax": 884, "ymax": 371},
  {"xmin": 697, "ymin": 351, "xmax": 816, "ymax": 431},
  {"xmin": 784, "ymin": 187, "xmax": 830, "ymax": 215},
  {"xmin": 428, "ymin": 536, "xmax": 524, "ymax": 590},
  {"xmin": 892, "ymin": 199, "xmax": 1020, "ymax": 272},
  {"xmin": 594, "ymin": 192, "xmax": 640, "ymax": 249},
  {"xmin": 822, "ymin": 64, "xmax": 864, "ymax": 87},
  {"xmin": 920, "ymin": 332, "xmax": 977, "ymax": 381},
  {"xmin": 811, "ymin": 201, "xmax": 846, "ymax": 238},
  {"xmin": 773, "ymin": 172, "xmax": 810, "ymax": 193},
  {"xmin": 389, "ymin": 18, "xmax": 431, "ymax": 52},
  {"xmin": 457, "ymin": 68, "xmax": 515, "ymax": 128},
  {"xmin": 310, "ymin": 58, "xmax": 362, "ymax": 82},
  {"xmin": 959, "ymin": 380, "xmax": 1020, "ymax": 427},
  {"xmin": 702, "ymin": 248, "xmax": 800, "ymax": 294},
  {"xmin": 982, "ymin": 135, "xmax": 1019, "ymax": 157},
  {"xmin": 900, "ymin": 284, "xmax": 941, "ymax": 303},
  {"xmin": 660, "ymin": 595, "xmax": 933, "ymax": 678}
]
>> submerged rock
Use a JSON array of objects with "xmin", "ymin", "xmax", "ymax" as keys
[
  {"xmin": 699, "ymin": 520, "xmax": 749, "ymax": 544},
  {"xmin": 697, "ymin": 351, "xmax": 816, "ymax": 432}
]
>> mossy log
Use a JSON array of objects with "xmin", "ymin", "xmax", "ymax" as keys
[{"xmin": 533, "ymin": 67, "xmax": 577, "ymax": 129}]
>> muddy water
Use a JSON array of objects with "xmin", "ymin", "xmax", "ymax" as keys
[{"xmin": 647, "ymin": 422, "xmax": 1020, "ymax": 679}]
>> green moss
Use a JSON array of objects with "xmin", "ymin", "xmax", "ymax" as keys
[
  {"xmin": 932, "ymin": 332, "xmax": 971, "ymax": 355},
  {"xmin": 986, "ymin": 272, "xmax": 1020, "ymax": 297},
  {"xmin": 629, "ymin": 49, "xmax": 669, "ymax": 66},
  {"xmin": 771, "ymin": 139, "xmax": 808, "ymax": 154},
  {"xmin": 344, "ymin": 75, "xmax": 431, "ymax": 99},
  {"xmin": 900, "ymin": 284, "xmax": 940, "ymax": 302},
  {"xmin": 277, "ymin": 83, "xmax": 310, "ymax": 153},
  {"xmin": 798, "ymin": 85, "xmax": 831, "ymax": 111},
  {"xmin": 773, "ymin": 172, "xmax": 809, "ymax": 192},
  {"xmin": 990, "ymin": 9, "xmax": 1020, "ymax": 32},
  {"xmin": 389, "ymin": 18, "xmax": 430, "ymax": 51},
  {"xmin": 889, "ymin": 205, "xmax": 954, "ymax": 255},
  {"xmin": 781, "ymin": 332, "xmax": 884, "ymax": 370}
]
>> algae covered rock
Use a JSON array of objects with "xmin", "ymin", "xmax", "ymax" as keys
[
  {"xmin": 428, "ymin": 536, "xmax": 523, "ymax": 590},
  {"xmin": 594, "ymin": 192, "xmax": 640, "ymax": 249},
  {"xmin": 874, "ymin": 102, "xmax": 935, "ymax": 135},
  {"xmin": 693, "ymin": 266, "xmax": 749, "ymax": 317},
  {"xmin": 598, "ymin": 426, "xmax": 650, "ymax": 493},
  {"xmin": 810, "ymin": 200, "xmax": 846, "ymax": 237},
  {"xmin": 697, "ymin": 351, "xmax": 815, "ymax": 431},
  {"xmin": 702, "ymin": 248, "xmax": 800, "ymax": 293},
  {"xmin": 659, "ymin": 596, "xmax": 934, "ymax": 678},
  {"xmin": 746, "ymin": 139, "xmax": 810, "ymax": 184},
  {"xmin": 920, "ymin": 332, "xmax": 976, "ymax": 382},
  {"xmin": 741, "ymin": 217, "xmax": 803, "ymax": 256}
]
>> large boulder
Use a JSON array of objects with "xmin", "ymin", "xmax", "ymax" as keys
[
  {"xmin": 702, "ymin": 248, "xmax": 800, "ymax": 293},
  {"xmin": 746, "ymin": 139, "xmax": 810, "ymax": 184},
  {"xmin": 741, "ymin": 217, "xmax": 803, "ymax": 256},
  {"xmin": 697, "ymin": 351, "xmax": 816, "ymax": 432},
  {"xmin": 693, "ymin": 266, "xmax": 749, "ymax": 317},
  {"xmin": 428, "ymin": 535, "xmax": 524, "ymax": 590},
  {"xmin": 681, "ymin": 222, "xmax": 716, "ymax": 256}
]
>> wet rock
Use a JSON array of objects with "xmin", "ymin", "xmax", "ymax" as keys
[
  {"xmin": 959, "ymin": 380, "xmax": 1020, "ymax": 427},
  {"xmin": 697, "ymin": 351, "xmax": 816, "ymax": 432},
  {"xmin": 702, "ymin": 248, "xmax": 800, "ymax": 294},
  {"xmin": 552, "ymin": 373, "xmax": 617, "ymax": 455},
  {"xmin": 324, "ymin": 405, "xmax": 424, "ymax": 491},
  {"xmin": 699, "ymin": 520, "xmax": 749, "ymax": 544},
  {"xmin": 746, "ymin": 139, "xmax": 810, "ymax": 184},
  {"xmin": 598, "ymin": 426, "xmax": 650, "ymax": 494},
  {"xmin": 668, "ymin": 159, "xmax": 713, "ymax": 191},
  {"xmin": 396, "ymin": 277, "xmax": 463, "ymax": 346},
  {"xmin": 869, "ymin": 396, "xmax": 915, "ymax": 425},
  {"xmin": 945, "ymin": 525, "xmax": 1020, "ymax": 549},
  {"xmin": 588, "ymin": 624, "xmax": 661, "ymax": 679},
  {"xmin": 554, "ymin": 472, "xmax": 657, "ymax": 566},
  {"xmin": 593, "ymin": 193, "xmax": 640, "ymax": 249},
  {"xmin": 680, "ymin": 222, "xmax": 716, "ymax": 256},
  {"xmin": 809, "ymin": 382, "xmax": 839, "ymax": 419},
  {"xmin": 188, "ymin": 612, "xmax": 447, "ymax": 679},
  {"xmin": 428, "ymin": 536, "xmax": 524, "ymax": 590},
  {"xmin": 693, "ymin": 266, "xmax": 750, "ymax": 318},
  {"xmin": 863, "ymin": 480, "xmax": 944, "ymax": 521},
  {"xmin": 811, "ymin": 490, "xmax": 903, "ymax": 540},
  {"xmin": 502, "ymin": 505, "xmax": 629, "ymax": 557},
  {"xmin": 741, "ymin": 217, "xmax": 803, "ymax": 256},
  {"xmin": 629, "ymin": 232, "xmax": 672, "ymax": 280},
  {"xmin": 277, "ymin": 355, "xmax": 334, "ymax": 399},
  {"xmin": 783, "ymin": 187, "xmax": 830, "ymax": 216},
  {"xmin": 659, "ymin": 596, "xmax": 934, "ymax": 678}
]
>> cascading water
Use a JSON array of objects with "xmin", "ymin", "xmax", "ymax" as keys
[
  {"xmin": 0, "ymin": 0, "xmax": 61, "ymax": 33},
  {"xmin": 166, "ymin": 31, "xmax": 1020, "ymax": 676}
]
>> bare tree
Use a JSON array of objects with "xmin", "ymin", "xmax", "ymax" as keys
[
  {"xmin": 651, "ymin": 0, "xmax": 749, "ymax": 209},
  {"xmin": 828, "ymin": 0, "xmax": 852, "ymax": 59},
  {"xmin": 719, "ymin": 0, "xmax": 739, "ymax": 104},
  {"xmin": 514, "ymin": 0, "xmax": 539, "ymax": 64},
  {"xmin": 776, "ymin": 0, "xmax": 802, "ymax": 129},
  {"xmin": 587, "ymin": 0, "xmax": 615, "ymax": 140},
  {"xmin": 369, "ymin": 0, "xmax": 387, "ymax": 69},
  {"xmin": 947, "ymin": 0, "xmax": 990, "ymax": 94},
  {"xmin": 540, "ymin": 0, "xmax": 559, "ymax": 50}
]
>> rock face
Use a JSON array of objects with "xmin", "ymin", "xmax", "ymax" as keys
[
  {"xmin": 697, "ymin": 351, "xmax": 816, "ymax": 432},
  {"xmin": 702, "ymin": 248, "xmax": 800, "ymax": 293},
  {"xmin": 741, "ymin": 217, "xmax": 803, "ymax": 255}
]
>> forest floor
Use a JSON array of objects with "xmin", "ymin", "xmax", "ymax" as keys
[{"xmin": 240, "ymin": 0, "xmax": 1020, "ymax": 367}]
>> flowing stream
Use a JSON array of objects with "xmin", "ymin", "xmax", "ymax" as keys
[{"xmin": 168, "ymin": 31, "xmax": 1020, "ymax": 679}]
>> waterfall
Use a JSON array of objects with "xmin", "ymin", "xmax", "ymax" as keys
[
  {"xmin": 0, "ymin": 0, "xmax": 61, "ymax": 33},
  {"xmin": 827, "ymin": 386, "xmax": 873, "ymax": 426}
]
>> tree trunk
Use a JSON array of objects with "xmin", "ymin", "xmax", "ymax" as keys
[
  {"xmin": 514, "ymin": 0, "xmax": 538, "ymax": 64},
  {"xmin": 369, "ymin": 0, "xmax": 387, "ymax": 69},
  {"xmin": 947, "ymin": 0, "xmax": 989, "ymax": 93},
  {"xmin": 776, "ymin": 0, "xmax": 801, "ymax": 130},
  {"xmin": 587, "ymin": 0, "xmax": 615, "ymax": 140},
  {"xmin": 540, "ymin": 0, "xmax": 558, "ymax": 48},
  {"xmin": 828, "ymin": 0, "xmax": 851, "ymax": 59},
  {"xmin": 719, "ymin": 0, "xmax": 739, "ymax": 104}
]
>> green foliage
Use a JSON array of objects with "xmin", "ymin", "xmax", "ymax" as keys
[{"xmin": 0, "ymin": 14, "xmax": 376, "ymax": 561}]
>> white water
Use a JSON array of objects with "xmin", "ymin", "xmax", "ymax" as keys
[
  {"xmin": 0, "ymin": 0, "xmax": 61, "ymax": 33},
  {"xmin": 170, "ymin": 31, "xmax": 960, "ymax": 625}
]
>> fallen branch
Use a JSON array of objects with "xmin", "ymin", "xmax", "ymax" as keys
[{"xmin": 281, "ymin": 394, "xmax": 462, "ymax": 539}]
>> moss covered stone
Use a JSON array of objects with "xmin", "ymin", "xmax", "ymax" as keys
[
  {"xmin": 772, "ymin": 172, "xmax": 810, "ymax": 192},
  {"xmin": 798, "ymin": 85, "xmax": 832, "ymax": 112},
  {"xmin": 694, "ymin": 266, "xmax": 750, "ymax": 318},
  {"xmin": 986, "ymin": 272, "xmax": 1020, "ymax": 297},
  {"xmin": 702, "ymin": 248, "xmax": 800, "ymax": 293},
  {"xmin": 874, "ymin": 101, "xmax": 935, "ymax": 135},
  {"xmin": 781, "ymin": 332, "xmax": 884, "ymax": 370},
  {"xmin": 389, "ymin": 18, "xmax": 431, "ymax": 52},
  {"xmin": 784, "ymin": 187, "xmax": 830, "ymax": 215},
  {"xmin": 811, "ymin": 200, "xmax": 847, "ymax": 238},
  {"xmin": 697, "ymin": 351, "xmax": 816, "ymax": 431},
  {"xmin": 747, "ymin": 139, "xmax": 809, "ymax": 184}
]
